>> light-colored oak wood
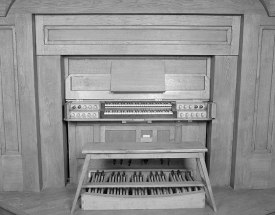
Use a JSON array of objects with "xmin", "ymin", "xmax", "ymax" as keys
[
  {"xmin": 111, "ymin": 60, "xmax": 165, "ymax": 93},
  {"xmin": 0, "ymin": 15, "xmax": 30, "ymax": 192},
  {"xmin": 81, "ymin": 192, "xmax": 205, "ymax": 210},
  {"xmin": 1, "ymin": 186, "xmax": 275, "ymax": 215},
  {"xmin": 0, "ymin": 25, "xmax": 20, "ymax": 154},
  {"xmin": 197, "ymin": 154, "xmax": 217, "ymax": 212},
  {"xmin": 45, "ymin": 26, "xmax": 230, "ymax": 45},
  {"xmin": 0, "ymin": 0, "xmax": 15, "ymax": 17},
  {"xmin": 259, "ymin": 0, "xmax": 275, "ymax": 16},
  {"xmin": 82, "ymin": 181, "xmax": 204, "ymax": 188},
  {"xmin": 70, "ymin": 122, "xmax": 205, "ymax": 184},
  {"xmin": 231, "ymin": 14, "xmax": 261, "ymax": 189},
  {"xmin": 232, "ymin": 15, "xmax": 275, "ymax": 189},
  {"xmin": 84, "ymin": 153, "xmax": 202, "ymax": 160},
  {"xmin": 165, "ymin": 75, "xmax": 206, "ymax": 91},
  {"xmin": 72, "ymin": 142, "xmax": 215, "ymax": 213},
  {"xmin": 14, "ymin": 13, "xmax": 42, "ymax": 191},
  {"xmin": 35, "ymin": 15, "xmax": 241, "ymax": 56},
  {"xmin": 208, "ymin": 56, "xmax": 237, "ymax": 186},
  {"xmin": 253, "ymin": 27, "xmax": 275, "ymax": 152},
  {"xmin": 67, "ymin": 56, "xmax": 208, "ymax": 75},
  {"xmin": 37, "ymin": 56, "xmax": 66, "ymax": 188},
  {"xmin": 71, "ymin": 75, "xmax": 111, "ymax": 91},
  {"xmin": 9, "ymin": 0, "xmax": 266, "ymax": 15},
  {"xmin": 2, "ymin": 155, "xmax": 23, "ymax": 191},
  {"xmin": 65, "ymin": 56, "xmax": 211, "ymax": 100},
  {"xmin": 71, "ymin": 154, "xmax": 91, "ymax": 214},
  {"xmin": 239, "ymin": 26, "xmax": 275, "ymax": 188},
  {"xmin": 82, "ymin": 142, "xmax": 207, "ymax": 154}
]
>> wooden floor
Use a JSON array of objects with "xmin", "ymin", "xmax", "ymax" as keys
[{"xmin": 0, "ymin": 185, "xmax": 275, "ymax": 215}]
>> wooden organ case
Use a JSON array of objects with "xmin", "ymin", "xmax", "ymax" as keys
[{"xmin": 64, "ymin": 56, "xmax": 216, "ymax": 210}]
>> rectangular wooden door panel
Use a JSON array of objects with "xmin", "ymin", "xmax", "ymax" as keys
[
  {"xmin": 232, "ymin": 16, "xmax": 275, "ymax": 189},
  {"xmin": 0, "ymin": 27, "xmax": 21, "ymax": 155},
  {"xmin": 246, "ymin": 27, "xmax": 275, "ymax": 188},
  {"xmin": 0, "ymin": 24, "xmax": 23, "ymax": 192},
  {"xmin": 36, "ymin": 15, "xmax": 240, "ymax": 55},
  {"xmin": 253, "ymin": 29, "xmax": 275, "ymax": 153}
]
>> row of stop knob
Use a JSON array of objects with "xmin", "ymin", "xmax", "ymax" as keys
[
  {"xmin": 178, "ymin": 112, "xmax": 207, "ymax": 118},
  {"xmin": 70, "ymin": 112, "xmax": 98, "ymax": 118},
  {"xmin": 71, "ymin": 104, "xmax": 99, "ymax": 110},
  {"xmin": 177, "ymin": 104, "xmax": 205, "ymax": 110}
]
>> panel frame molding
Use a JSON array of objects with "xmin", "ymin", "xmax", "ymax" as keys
[
  {"xmin": 0, "ymin": 25, "xmax": 21, "ymax": 155},
  {"xmin": 252, "ymin": 26, "xmax": 275, "ymax": 154},
  {"xmin": 35, "ymin": 15, "xmax": 241, "ymax": 56}
]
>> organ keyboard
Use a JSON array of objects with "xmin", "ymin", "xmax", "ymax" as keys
[{"xmin": 64, "ymin": 100, "xmax": 216, "ymax": 122}]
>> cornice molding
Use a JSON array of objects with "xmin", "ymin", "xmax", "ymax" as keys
[
  {"xmin": 0, "ymin": 0, "xmax": 15, "ymax": 17},
  {"xmin": 0, "ymin": 0, "xmax": 271, "ymax": 17},
  {"xmin": 260, "ymin": 0, "xmax": 275, "ymax": 16}
]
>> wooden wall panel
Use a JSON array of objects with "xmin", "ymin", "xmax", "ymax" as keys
[
  {"xmin": 231, "ymin": 15, "xmax": 261, "ymax": 189},
  {"xmin": 208, "ymin": 56, "xmax": 237, "ymax": 186},
  {"xmin": 232, "ymin": 16, "xmax": 275, "ymax": 189},
  {"xmin": 37, "ymin": 56, "xmax": 66, "ymax": 188},
  {"xmin": 15, "ymin": 14, "xmax": 42, "ymax": 191},
  {"xmin": 35, "ymin": 15, "xmax": 240, "ymax": 56},
  {"xmin": 2, "ymin": 155, "xmax": 23, "ymax": 191},
  {"xmin": 245, "ymin": 26, "xmax": 275, "ymax": 188},
  {"xmin": 253, "ymin": 29, "xmax": 275, "ymax": 152},
  {"xmin": 0, "ymin": 22, "xmax": 23, "ymax": 191},
  {"xmin": 0, "ymin": 27, "xmax": 20, "ymax": 154}
]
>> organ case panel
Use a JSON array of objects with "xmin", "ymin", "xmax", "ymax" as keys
[{"xmin": 35, "ymin": 15, "xmax": 240, "ymax": 55}]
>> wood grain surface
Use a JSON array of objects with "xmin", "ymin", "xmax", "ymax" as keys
[
  {"xmin": 14, "ymin": 14, "xmax": 42, "ymax": 191},
  {"xmin": 0, "ymin": 185, "xmax": 275, "ymax": 215},
  {"xmin": 9, "ymin": 0, "xmax": 266, "ymax": 15},
  {"xmin": 82, "ymin": 142, "xmax": 207, "ymax": 154},
  {"xmin": 35, "ymin": 15, "xmax": 241, "ymax": 56},
  {"xmin": 231, "ymin": 14, "xmax": 261, "ymax": 189},
  {"xmin": 37, "ymin": 56, "xmax": 66, "ymax": 188},
  {"xmin": 0, "ymin": 0, "xmax": 15, "ymax": 17},
  {"xmin": 208, "ymin": 56, "xmax": 237, "ymax": 186}
]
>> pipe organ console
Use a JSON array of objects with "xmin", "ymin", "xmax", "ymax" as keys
[
  {"xmin": 64, "ymin": 100, "xmax": 216, "ymax": 122},
  {"xmin": 65, "ymin": 56, "xmax": 216, "ymax": 211}
]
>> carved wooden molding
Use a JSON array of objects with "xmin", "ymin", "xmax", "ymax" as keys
[
  {"xmin": 0, "ymin": 0, "xmax": 15, "ymax": 17},
  {"xmin": 259, "ymin": 0, "xmax": 275, "ymax": 16}
]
